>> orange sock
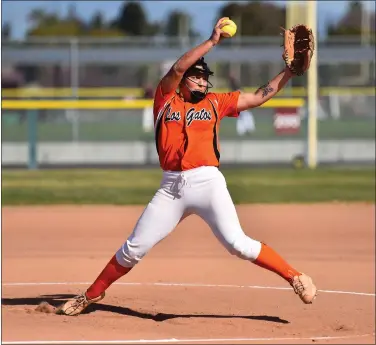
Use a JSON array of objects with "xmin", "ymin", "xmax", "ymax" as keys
[
  {"xmin": 253, "ymin": 243, "xmax": 301, "ymax": 283},
  {"xmin": 86, "ymin": 255, "xmax": 132, "ymax": 299}
]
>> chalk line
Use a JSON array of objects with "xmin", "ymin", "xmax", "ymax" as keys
[
  {"xmin": 2, "ymin": 333, "xmax": 375, "ymax": 345},
  {"xmin": 2, "ymin": 281, "xmax": 375, "ymax": 297}
]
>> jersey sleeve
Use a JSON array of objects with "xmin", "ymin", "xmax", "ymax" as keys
[
  {"xmin": 214, "ymin": 91, "xmax": 241, "ymax": 119},
  {"xmin": 153, "ymin": 81, "xmax": 175, "ymax": 122}
]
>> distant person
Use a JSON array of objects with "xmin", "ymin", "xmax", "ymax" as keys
[
  {"xmin": 141, "ymin": 83, "xmax": 155, "ymax": 132},
  {"xmin": 2, "ymin": 67, "xmax": 26, "ymax": 123},
  {"xmin": 229, "ymin": 75, "xmax": 256, "ymax": 135},
  {"xmin": 143, "ymin": 84, "xmax": 154, "ymax": 99}
]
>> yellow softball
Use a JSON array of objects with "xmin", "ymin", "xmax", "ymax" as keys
[{"xmin": 221, "ymin": 19, "xmax": 237, "ymax": 38}]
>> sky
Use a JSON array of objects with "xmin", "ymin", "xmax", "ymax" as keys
[{"xmin": 2, "ymin": 0, "xmax": 376, "ymax": 40}]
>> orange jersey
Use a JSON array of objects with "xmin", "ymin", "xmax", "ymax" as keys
[{"xmin": 153, "ymin": 83, "xmax": 241, "ymax": 171}]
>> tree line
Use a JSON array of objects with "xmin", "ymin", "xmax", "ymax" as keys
[{"xmin": 2, "ymin": 0, "xmax": 375, "ymax": 40}]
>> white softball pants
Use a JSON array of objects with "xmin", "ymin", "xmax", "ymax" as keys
[{"xmin": 116, "ymin": 166, "xmax": 262, "ymax": 267}]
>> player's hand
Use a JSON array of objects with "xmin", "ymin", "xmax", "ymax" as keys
[{"xmin": 209, "ymin": 17, "xmax": 230, "ymax": 46}]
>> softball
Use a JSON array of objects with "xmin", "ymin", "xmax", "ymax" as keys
[{"xmin": 221, "ymin": 19, "xmax": 237, "ymax": 38}]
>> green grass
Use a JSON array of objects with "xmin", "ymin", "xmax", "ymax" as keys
[
  {"xmin": 2, "ymin": 116, "xmax": 375, "ymax": 141},
  {"xmin": 2, "ymin": 167, "xmax": 375, "ymax": 205}
]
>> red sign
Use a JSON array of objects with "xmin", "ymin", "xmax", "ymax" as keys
[{"xmin": 274, "ymin": 107, "xmax": 301, "ymax": 134}]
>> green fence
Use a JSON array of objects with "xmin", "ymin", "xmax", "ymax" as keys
[{"xmin": 2, "ymin": 97, "xmax": 375, "ymax": 142}]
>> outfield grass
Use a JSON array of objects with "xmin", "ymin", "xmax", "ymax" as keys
[
  {"xmin": 2, "ymin": 115, "xmax": 375, "ymax": 141},
  {"xmin": 2, "ymin": 167, "xmax": 375, "ymax": 205}
]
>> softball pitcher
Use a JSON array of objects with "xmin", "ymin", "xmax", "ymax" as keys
[{"xmin": 60, "ymin": 18, "xmax": 317, "ymax": 316}]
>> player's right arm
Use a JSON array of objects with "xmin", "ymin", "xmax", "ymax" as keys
[{"xmin": 158, "ymin": 17, "xmax": 230, "ymax": 97}]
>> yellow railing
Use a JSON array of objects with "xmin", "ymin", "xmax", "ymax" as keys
[
  {"xmin": 1, "ymin": 98, "xmax": 305, "ymax": 110},
  {"xmin": 1, "ymin": 87, "xmax": 375, "ymax": 99}
]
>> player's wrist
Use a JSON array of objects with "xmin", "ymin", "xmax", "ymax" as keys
[
  {"xmin": 284, "ymin": 67, "xmax": 295, "ymax": 78},
  {"xmin": 206, "ymin": 38, "xmax": 216, "ymax": 47}
]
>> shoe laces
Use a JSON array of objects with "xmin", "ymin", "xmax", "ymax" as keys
[
  {"xmin": 73, "ymin": 294, "xmax": 88, "ymax": 307},
  {"xmin": 294, "ymin": 280, "xmax": 305, "ymax": 294},
  {"xmin": 292, "ymin": 277, "xmax": 307, "ymax": 295}
]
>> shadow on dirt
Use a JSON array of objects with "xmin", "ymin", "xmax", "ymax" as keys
[{"xmin": 2, "ymin": 294, "xmax": 290, "ymax": 324}]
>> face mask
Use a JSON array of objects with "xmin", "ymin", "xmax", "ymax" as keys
[
  {"xmin": 190, "ymin": 89, "xmax": 207, "ymax": 102},
  {"xmin": 184, "ymin": 77, "xmax": 211, "ymax": 103}
]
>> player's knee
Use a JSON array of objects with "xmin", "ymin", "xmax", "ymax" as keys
[
  {"xmin": 115, "ymin": 240, "xmax": 147, "ymax": 268},
  {"xmin": 229, "ymin": 234, "xmax": 262, "ymax": 261}
]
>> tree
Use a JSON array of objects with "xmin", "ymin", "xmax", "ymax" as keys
[
  {"xmin": 26, "ymin": 6, "xmax": 125, "ymax": 38},
  {"xmin": 113, "ymin": 1, "xmax": 148, "ymax": 36},
  {"xmin": 144, "ymin": 21, "xmax": 163, "ymax": 36},
  {"xmin": 67, "ymin": 3, "xmax": 78, "ymax": 21},
  {"xmin": 327, "ymin": 0, "xmax": 375, "ymax": 38},
  {"xmin": 85, "ymin": 11, "xmax": 125, "ymax": 36},
  {"xmin": 90, "ymin": 11, "xmax": 105, "ymax": 29},
  {"xmin": 27, "ymin": 7, "xmax": 83, "ymax": 37},
  {"xmin": 28, "ymin": 18, "xmax": 82, "ymax": 37},
  {"xmin": 28, "ymin": 8, "xmax": 61, "ymax": 30},
  {"xmin": 217, "ymin": 1, "xmax": 286, "ymax": 37},
  {"xmin": 86, "ymin": 26, "xmax": 125, "ymax": 37},
  {"xmin": 164, "ymin": 11, "xmax": 198, "ymax": 38},
  {"xmin": 28, "ymin": 8, "xmax": 51, "ymax": 27}
]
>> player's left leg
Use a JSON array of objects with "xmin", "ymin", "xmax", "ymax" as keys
[{"xmin": 195, "ymin": 170, "xmax": 317, "ymax": 304}]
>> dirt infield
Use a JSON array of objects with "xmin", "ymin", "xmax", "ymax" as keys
[{"xmin": 2, "ymin": 204, "xmax": 375, "ymax": 344}]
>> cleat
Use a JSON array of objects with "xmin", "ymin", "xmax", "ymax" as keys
[
  {"xmin": 291, "ymin": 273, "xmax": 317, "ymax": 304},
  {"xmin": 57, "ymin": 292, "xmax": 105, "ymax": 316}
]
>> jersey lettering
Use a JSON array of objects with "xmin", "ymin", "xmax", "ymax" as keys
[
  {"xmin": 153, "ymin": 82, "xmax": 241, "ymax": 171},
  {"xmin": 164, "ymin": 107, "xmax": 181, "ymax": 123},
  {"xmin": 186, "ymin": 108, "xmax": 212, "ymax": 126}
]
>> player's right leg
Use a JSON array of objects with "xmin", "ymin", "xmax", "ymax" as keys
[{"xmin": 58, "ymin": 185, "xmax": 186, "ymax": 316}]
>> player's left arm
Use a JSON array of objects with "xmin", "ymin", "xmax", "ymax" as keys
[{"xmin": 237, "ymin": 67, "xmax": 294, "ymax": 112}]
